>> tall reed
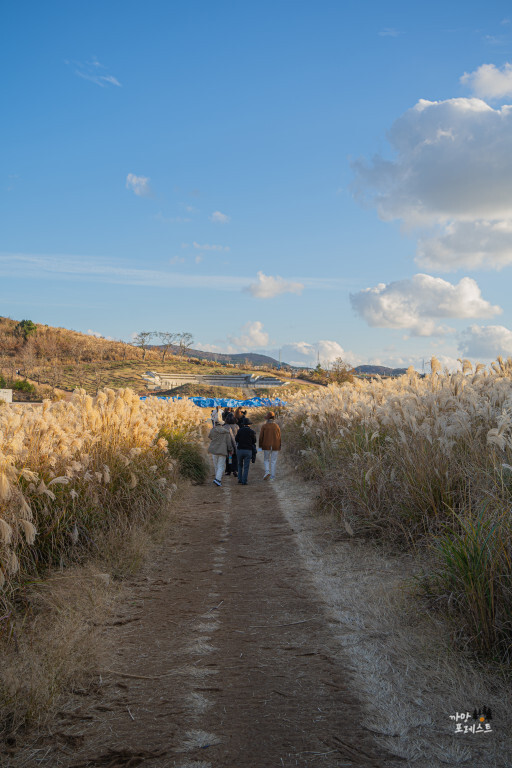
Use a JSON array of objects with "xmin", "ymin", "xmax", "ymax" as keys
[
  {"xmin": 0, "ymin": 388, "xmax": 205, "ymax": 598},
  {"xmin": 284, "ymin": 359, "xmax": 512, "ymax": 660}
]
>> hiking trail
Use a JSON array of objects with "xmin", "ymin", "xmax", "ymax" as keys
[{"xmin": 7, "ymin": 459, "xmax": 401, "ymax": 768}]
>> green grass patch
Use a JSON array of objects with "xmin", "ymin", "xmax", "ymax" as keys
[{"xmin": 160, "ymin": 429, "xmax": 208, "ymax": 484}]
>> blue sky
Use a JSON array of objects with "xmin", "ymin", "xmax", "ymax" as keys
[{"xmin": 3, "ymin": 1, "xmax": 512, "ymax": 368}]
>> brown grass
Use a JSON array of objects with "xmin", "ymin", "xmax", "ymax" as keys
[
  {"xmin": 0, "ymin": 564, "xmax": 117, "ymax": 735},
  {"xmin": 274, "ymin": 460, "xmax": 512, "ymax": 768},
  {"xmin": 0, "ymin": 479, "xmax": 188, "ymax": 737}
]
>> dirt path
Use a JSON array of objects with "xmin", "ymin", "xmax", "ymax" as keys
[{"xmin": 7, "ymin": 461, "xmax": 401, "ymax": 768}]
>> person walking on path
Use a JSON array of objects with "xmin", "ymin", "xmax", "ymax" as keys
[
  {"xmin": 224, "ymin": 412, "xmax": 239, "ymax": 477},
  {"xmin": 234, "ymin": 406, "xmax": 246, "ymax": 425},
  {"xmin": 235, "ymin": 417, "xmax": 256, "ymax": 485},
  {"xmin": 211, "ymin": 405, "xmax": 221, "ymax": 427},
  {"xmin": 208, "ymin": 421, "xmax": 236, "ymax": 487},
  {"xmin": 259, "ymin": 411, "xmax": 281, "ymax": 481}
]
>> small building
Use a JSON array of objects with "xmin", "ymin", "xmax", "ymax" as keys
[
  {"xmin": 142, "ymin": 372, "xmax": 286, "ymax": 390},
  {"xmin": 0, "ymin": 389, "xmax": 13, "ymax": 403}
]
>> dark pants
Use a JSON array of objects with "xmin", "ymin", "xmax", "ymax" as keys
[{"xmin": 237, "ymin": 448, "xmax": 252, "ymax": 484}]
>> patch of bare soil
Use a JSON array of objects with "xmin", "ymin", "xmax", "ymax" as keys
[{"xmin": 4, "ymin": 459, "xmax": 402, "ymax": 768}]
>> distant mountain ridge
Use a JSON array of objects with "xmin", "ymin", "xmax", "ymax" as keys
[
  {"xmin": 157, "ymin": 344, "xmax": 288, "ymax": 369},
  {"xmin": 157, "ymin": 347, "xmax": 409, "ymax": 374}
]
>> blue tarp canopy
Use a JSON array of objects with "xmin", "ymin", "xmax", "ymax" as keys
[{"xmin": 140, "ymin": 396, "xmax": 287, "ymax": 408}]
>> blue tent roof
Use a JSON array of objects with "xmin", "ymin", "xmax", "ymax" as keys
[{"xmin": 140, "ymin": 395, "xmax": 287, "ymax": 407}]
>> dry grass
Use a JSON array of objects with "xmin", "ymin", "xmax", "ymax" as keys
[
  {"xmin": 274, "ymin": 465, "xmax": 512, "ymax": 768},
  {"xmin": 284, "ymin": 358, "xmax": 512, "ymax": 662},
  {"xmin": 0, "ymin": 388, "xmax": 204, "ymax": 595},
  {"xmin": 0, "ymin": 564, "xmax": 117, "ymax": 736},
  {"xmin": 162, "ymin": 383, "xmax": 249, "ymax": 399},
  {"xmin": 0, "ymin": 388, "xmax": 206, "ymax": 733}
]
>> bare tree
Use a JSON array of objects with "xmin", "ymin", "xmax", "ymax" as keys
[
  {"xmin": 329, "ymin": 357, "xmax": 354, "ymax": 384},
  {"xmin": 91, "ymin": 363, "xmax": 105, "ymax": 394},
  {"xmin": 177, "ymin": 332, "xmax": 194, "ymax": 358},
  {"xmin": 157, "ymin": 332, "xmax": 178, "ymax": 363},
  {"xmin": 21, "ymin": 338, "xmax": 37, "ymax": 379},
  {"xmin": 133, "ymin": 331, "xmax": 155, "ymax": 361}
]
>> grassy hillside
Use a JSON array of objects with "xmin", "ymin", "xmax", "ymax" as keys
[{"xmin": 0, "ymin": 317, "xmax": 304, "ymax": 397}]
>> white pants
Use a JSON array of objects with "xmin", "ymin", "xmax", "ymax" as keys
[
  {"xmin": 211, "ymin": 454, "xmax": 225, "ymax": 482},
  {"xmin": 264, "ymin": 449, "xmax": 278, "ymax": 478}
]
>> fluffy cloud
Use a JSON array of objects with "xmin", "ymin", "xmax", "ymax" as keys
[
  {"xmin": 417, "ymin": 220, "xmax": 512, "ymax": 270},
  {"xmin": 282, "ymin": 340, "xmax": 346, "ymax": 368},
  {"xmin": 229, "ymin": 321, "xmax": 269, "ymax": 350},
  {"xmin": 210, "ymin": 211, "xmax": 230, "ymax": 224},
  {"xmin": 126, "ymin": 173, "xmax": 152, "ymax": 197},
  {"xmin": 245, "ymin": 271, "xmax": 304, "ymax": 299},
  {"xmin": 352, "ymin": 95, "xmax": 512, "ymax": 269},
  {"xmin": 461, "ymin": 62, "xmax": 512, "ymax": 100},
  {"xmin": 350, "ymin": 274, "xmax": 501, "ymax": 336},
  {"xmin": 459, "ymin": 324, "xmax": 512, "ymax": 359}
]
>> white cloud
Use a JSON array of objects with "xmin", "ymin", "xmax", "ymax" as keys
[
  {"xmin": 417, "ymin": 219, "xmax": 512, "ymax": 270},
  {"xmin": 282, "ymin": 340, "xmax": 346, "ymax": 368},
  {"xmin": 70, "ymin": 57, "xmax": 122, "ymax": 88},
  {"xmin": 459, "ymin": 324, "xmax": 512, "ymax": 359},
  {"xmin": 352, "ymin": 95, "xmax": 512, "ymax": 270},
  {"xmin": 209, "ymin": 211, "xmax": 230, "ymax": 224},
  {"xmin": 194, "ymin": 341, "xmax": 232, "ymax": 354},
  {"xmin": 87, "ymin": 329, "xmax": 103, "ymax": 338},
  {"xmin": 0, "ymin": 253, "xmax": 350, "ymax": 293},
  {"xmin": 379, "ymin": 27, "xmax": 400, "ymax": 37},
  {"xmin": 126, "ymin": 173, "xmax": 152, "ymax": 197},
  {"xmin": 350, "ymin": 274, "xmax": 501, "ymax": 336},
  {"xmin": 192, "ymin": 241, "xmax": 230, "ymax": 252},
  {"xmin": 169, "ymin": 255, "xmax": 185, "ymax": 265},
  {"xmin": 461, "ymin": 62, "xmax": 512, "ymax": 99},
  {"xmin": 229, "ymin": 321, "xmax": 269, "ymax": 350},
  {"xmin": 245, "ymin": 271, "xmax": 304, "ymax": 299}
]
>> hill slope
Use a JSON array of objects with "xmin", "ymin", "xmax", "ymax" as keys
[
  {"xmin": 0, "ymin": 317, "xmax": 298, "ymax": 395},
  {"xmin": 153, "ymin": 344, "xmax": 286, "ymax": 369}
]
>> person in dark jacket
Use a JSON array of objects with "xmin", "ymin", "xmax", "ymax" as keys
[{"xmin": 235, "ymin": 418, "xmax": 256, "ymax": 485}]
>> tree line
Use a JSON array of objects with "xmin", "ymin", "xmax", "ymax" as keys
[{"xmin": 132, "ymin": 331, "xmax": 194, "ymax": 362}]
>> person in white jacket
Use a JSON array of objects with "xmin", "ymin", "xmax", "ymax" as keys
[
  {"xmin": 210, "ymin": 405, "xmax": 221, "ymax": 427},
  {"xmin": 208, "ymin": 422, "xmax": 235, "ymax": 486}
]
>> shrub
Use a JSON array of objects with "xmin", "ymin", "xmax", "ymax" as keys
[
  {"xmin": 159, "ymin": 429, "xmax": 208, "ymax": 484},
  {"xmin": 424, "ymin": 504, "xmax": 512, "ymax": 660},
  {"xmin": 12, "ymin": 379, "xmax": 36, "ymax": 393},
  {"xmin": 14, "ymin": 319, "xmax": 37, "ymax": 341}
]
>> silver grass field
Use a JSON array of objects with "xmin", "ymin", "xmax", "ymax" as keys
[{"xmin": 284, "ymin": 357, "xmax": 512, "ymax": 662}]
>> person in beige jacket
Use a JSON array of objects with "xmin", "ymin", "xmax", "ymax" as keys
[
  {"xmin": 258, "ymin": 411, "xmax": 281, "ymax": 481},
  {"xmin": 208, "ymin": 422, "xmax": 235, "ymax": 486}
]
